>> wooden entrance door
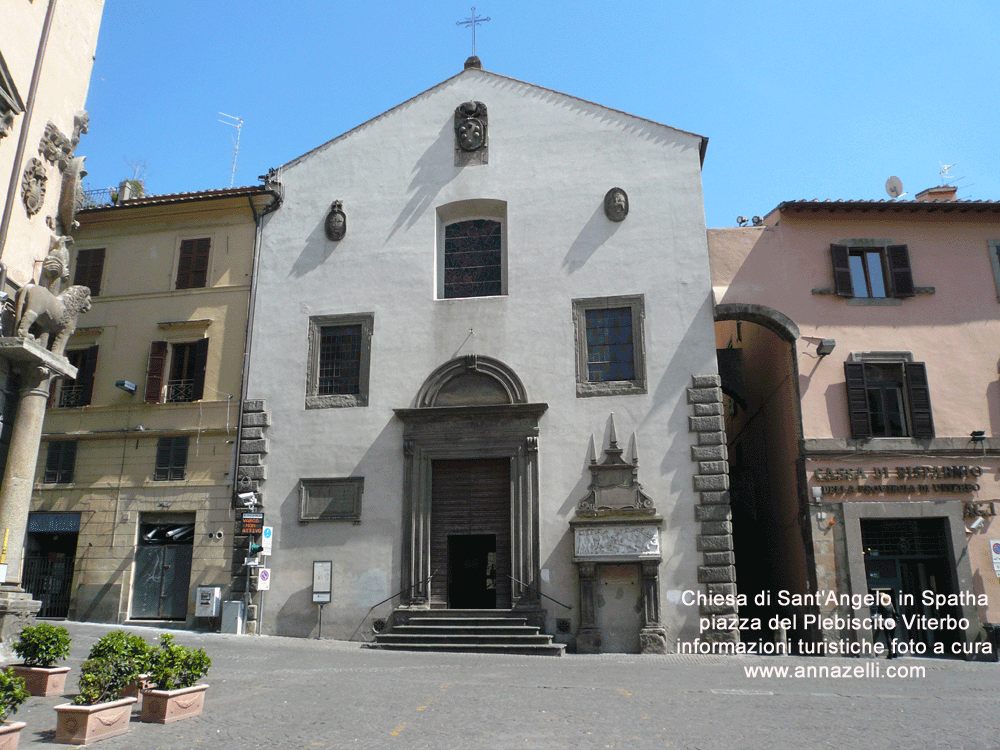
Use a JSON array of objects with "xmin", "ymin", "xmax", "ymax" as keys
[{"xmin": 431, "ymin": 459, "xmax": 511, "ymax": 608}]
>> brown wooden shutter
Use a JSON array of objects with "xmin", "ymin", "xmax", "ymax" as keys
[
  {"xmin": 191, "ymin": 338, "xmax": 209, "ymax": 401},
  {"xmin": 844, "ymin": 362, "xmax": 871, "ymax": 438},
  {"xmin": 176, "ymin": 238, "xmax": 210, "ymax": 289},
  {"xmin": 73, "ymin": 248, "xmax": 105, "ymax": 296},
  {"xmin": 905, "ymin": 362, "xmax": 934, "ymax": 438},
  {"xmin": 886, "ymin": 245, "xmax": 914, "ymax": 298},
  {"xmin": 145, "ymin": 341, "xmax": 168, "ymax": 403},
  {"xmin": 830, "ymin": 244, "xmax": 853, "ymax": 296},
  {"xmin": 77, "ymin": 345, "xmax": 98, "ymax": 406}
]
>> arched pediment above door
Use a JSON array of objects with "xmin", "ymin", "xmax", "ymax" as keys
[{"xmin": 415, "ymin": 354, "xmax": 528, "ymax": 407}]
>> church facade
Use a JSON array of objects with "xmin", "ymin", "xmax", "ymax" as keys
[{"xmin": 241, "ymin": 60, "xmax": 733, "ymax": 652}]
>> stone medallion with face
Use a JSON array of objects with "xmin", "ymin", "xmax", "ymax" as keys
[
  {"xmin": 325, "ymin": 201, "xmax": 347, "ymax": 241},
  {"xmin": 604, "ymin": 187, "xmax": 629, "ymax": 222}
]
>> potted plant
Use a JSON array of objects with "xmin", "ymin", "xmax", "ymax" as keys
[
  {"xmin": 8, "ymin": 622, "xmax": 72, "ymax": 696},
  {"xmin": 54, "ymin": 654, "xmax": 137, "ymax": 745},
  {"xmin": 84, "ymin": 631, "xmax": 151, "ymax": 699},
  {"xmin": 140, "ymin": 634, "xmax": 211, "ymax": 724},
  {"xmin": 0, "ymin": 669, "xmax": 29, "ymax": 749}
]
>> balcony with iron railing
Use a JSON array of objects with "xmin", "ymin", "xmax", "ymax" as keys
[
  {"xmin": 57, "ymin": 384, "xmax": 88, "ymax": 408},
  {"xmin": 165, "ymin": 379, "xmax": 195, "ymax": 403}
]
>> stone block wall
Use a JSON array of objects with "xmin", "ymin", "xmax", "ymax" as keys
[{"xmin": 688, "ymin": 375, "xmax": 739, "ymax": 643}]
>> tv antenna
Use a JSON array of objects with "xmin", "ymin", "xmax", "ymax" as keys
[
  {"xmin": 219, "ymin": 112, "xmax": 243, "ymax": 188},
  {"xmin": 885, "ymin": 175, "xmax": 906, "ymax": 200},
  {"xmin": 939, "ymin": 162, "xmax": 956, "ymax": 185}
]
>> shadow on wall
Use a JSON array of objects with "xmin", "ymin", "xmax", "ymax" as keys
[
  {"xmin": 273, "ymin": 585, "xmax": 321, "ymax": 639},
  {"xmin": 386, "ymin": 118, "xmax": 460, "ymax": 242},
  {"xmin": 561, "ymin": 203, "xmax": 620, "ymax": 274}
]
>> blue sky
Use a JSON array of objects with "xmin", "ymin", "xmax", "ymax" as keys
[{"xmin": 80, "ymin": 1, "xmax": 999, "ymax": 228}]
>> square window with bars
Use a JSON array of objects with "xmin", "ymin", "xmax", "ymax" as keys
[
  {"xmin": 585, "ymin": 307, "xmax": 635, "ymax": 382},
  {"xmin": 443, "ymin": 219, "xmax": 502, "ymax": 298},
  {"xmin": 318, "ymin": 324, "xmax": 362, "ymax": 395},
  {"xmin": 43, "ymin": 441, "xmax": 77, "ymax": 484},
  {"xmin": 154, "ymin": 436, "xmax": 189, "ymax": 481}
]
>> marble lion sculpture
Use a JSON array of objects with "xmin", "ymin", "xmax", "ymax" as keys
[{"xmin": 14, "ymin": 284, "xmax": 92, "ymax": 357}]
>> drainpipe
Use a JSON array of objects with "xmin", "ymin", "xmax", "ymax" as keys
[
  {"xmin": 0, "ymin": 0, "xmax": 59, "ymax": 262},
  {"xmin": 233, "ymin": 182, "xmax": 281, "ymax": 632}
]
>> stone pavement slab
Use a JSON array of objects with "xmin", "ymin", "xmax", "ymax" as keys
[{"xmin": 4, "ymin": 621, "xmax": 998, "ymax": 749}]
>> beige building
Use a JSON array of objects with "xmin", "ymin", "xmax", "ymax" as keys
[
  {"xmin": 709, "ymin": 187, "xmax": 1000, "ymax": 659},
  {"xmin": 27, "ymin": 186, "xmax": 278, "ymax": 625}
]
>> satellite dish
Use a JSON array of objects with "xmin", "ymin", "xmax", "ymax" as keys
[{"xmin": 885, "ymin": 176, "xmax": 904, "ymax": 199}]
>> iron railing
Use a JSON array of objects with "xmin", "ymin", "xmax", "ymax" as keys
[
  {"xmin": 349, "ymin": 569, "xmax": 438, "ymax": 642},
  {"xmin": 506, "ymin": 573, "xmax": 572, "ymax": 610},
  {"xmin": 166, "ymin": 379, "xmax": 195, "ymax": 403},
  {"xmin": 22, "ymin": 555, "xmax": 75, "ymax": 618},
  {"xmin": 57, "ymin": 384, "xmax": 87, "ymax": 408}
]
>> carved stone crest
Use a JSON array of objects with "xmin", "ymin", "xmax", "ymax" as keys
[
  {"xmin": 21, "ymin": 158, "xmax": 47, "ymax": 217},
  {"xmin": 324, "ymin": 200, "xmax": 346, "ymax": 241},
  {"xmin": 604, "ymin": 187, "xmax": 629, "ymax": 222},
  {"xmin": 455, "ymin": 101, "xmax": 487, "ymax": 152},
  {"xmin": 39, "ymin": 122, "xmax": 73, "ymax": 167}
]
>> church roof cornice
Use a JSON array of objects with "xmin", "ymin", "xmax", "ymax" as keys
[{"xmin": 281, "ymin": 66, "xmax": 708, "ymax": 172}]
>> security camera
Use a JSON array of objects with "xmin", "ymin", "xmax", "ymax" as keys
[
  {"xmin": 969, "ymin": 516, "xmax": 986, "ymax": 531},
  {"xmin": 237, "ymin": 492, "xmax": 258, "ymax": 507}
]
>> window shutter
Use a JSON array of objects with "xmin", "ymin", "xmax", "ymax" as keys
[
  {"xmin": 844, "ymin": 362, "xmax": 871, "ymax": 438},
  {"xmin": 145, "ymin": 341, "xmax": 168, "ymax": 404},
  {"xmin": 170, "ymin": 437, "xmax": 189, "ymax": 480},
  {"xmin": 886, "ymin": 245, "xmax": 915, "ymax": 298},
  {"xmin": 176, "ymin": 238, "xmax": 210, "ymax": 289},
  {"xmin": 830, "ymin": 245, "xmax": 853, "ymax": 297},
  {"xmin": 74, "ymin": 248, "xmax": 105, "ymax": 296},
  {"xmin": 191, "ymin": 338, "xmax": 209, "ymax": 401},
  {"xmin": 905, "ymin": 362, "xmax": 934, "ymax": 438},
  {"xmin": 77, "ymin": 345, "xmax": 98, "ymax": 406}
]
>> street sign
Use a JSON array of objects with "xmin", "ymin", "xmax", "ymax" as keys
[
  {"xmin": 313, "ymin": 560, "xmax": 332, "ymax": 604},
  {"xmin": 238, "ymin": 512, "xmax": 264, "ymax": 535},
  {"xmin": 262, "ymin": 526, "xmax": 273, "ymax": 555},
  {"xmin": 257, "ymin": 568, "xmax": 270, "ymax": 591}
]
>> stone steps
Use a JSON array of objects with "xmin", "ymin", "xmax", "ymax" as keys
[{"xmin": 366, "ymin": 609, "xmax": 565, "ymax": 657}]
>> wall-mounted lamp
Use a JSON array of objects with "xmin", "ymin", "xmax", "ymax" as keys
[
  {"xmin": 971, "ymin": 430, "xmax": 986, "ymax": 442},
  {"xmin": 736, "ymin": 216, "xmax": 749, "ymax": 227},
  {"xmin": 816, "ymin": 339, "xmax": 836, "ymax": 356},
  {"xmin": 751, "ymin": 216, "xmax": 763, "ymax": 226},
  {"xmin": 811, "ymin": 486, "xmax": 823, "ymax": 500},
  {"xmin": 115, "ymin": 380, "xmax": 137, "ymax": 394}
]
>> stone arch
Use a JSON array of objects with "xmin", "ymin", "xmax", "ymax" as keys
[
  {"xmin": 714, "ymin": 303, "xmax": 799, "ymax": 344},
  {"xmin": 415, "ymin": 354, "xmax": 528, "ymax": 407}
]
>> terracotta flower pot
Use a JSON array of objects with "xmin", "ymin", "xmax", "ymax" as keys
[
  {"xmin": 54, "ymin": 697, "xmax": 136, "ymax": 745},
  {"xmin": 7, "ymin": 665, "xmax": 70, "ymax": 697},
  {"xmin": 140, "ymin": 683, "xmax": 208, "ymax": 724},
  {"xmin": 121, "ymin": 673, "xmax": 151, "ymax": 700},
  {"xmin": 0, "ymin": 721, "xmax": 26, "ymax": 750}
]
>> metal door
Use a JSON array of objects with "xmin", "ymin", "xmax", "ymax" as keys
[{"xmin": 132, "ymin": 544, "xmax": 193, "ymax": 619}]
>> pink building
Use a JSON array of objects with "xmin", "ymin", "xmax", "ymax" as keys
[{"xmin": 708, "ymin": 187, "xmax": 1000, "ymax": 659}]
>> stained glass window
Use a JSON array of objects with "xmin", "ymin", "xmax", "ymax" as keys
[
  {"xmin": 443, "ymin": 219, "xmax": 502, "ymax": 298},
  {"xmin": 585, "ymin": 307, "xmax": 635, "ymax": 382}
]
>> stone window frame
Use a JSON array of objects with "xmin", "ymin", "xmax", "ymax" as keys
[
  {"xmin": 572, "ymin": 294, "xmax": 647, "ymax": 398},
  {"xmin": 988, "ymin": 240, "xmax": 1000, "ymax": 301},
  {"xmin": 299, "ymin": 477, "xmax": 364, "ymax": 523},
  {"xmin": 305, "ymin": 312, "xmax": 374, "ymax": 410},
  {"xmin": 436, "ymin": 199, "xmax": 507, "ymax": 300}
]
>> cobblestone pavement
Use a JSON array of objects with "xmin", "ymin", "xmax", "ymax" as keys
[{"xmin": 7, "ymin": 621, "xmax": 1000, "ymax": 749}]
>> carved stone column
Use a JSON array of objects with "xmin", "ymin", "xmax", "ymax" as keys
[
  {"xmin": 639, "ymin": 560, "xmax": 667, "ymax": 654},
  {"xmin": 576, "ymin": 561, "xmax": 601, "ymax": 654}
]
